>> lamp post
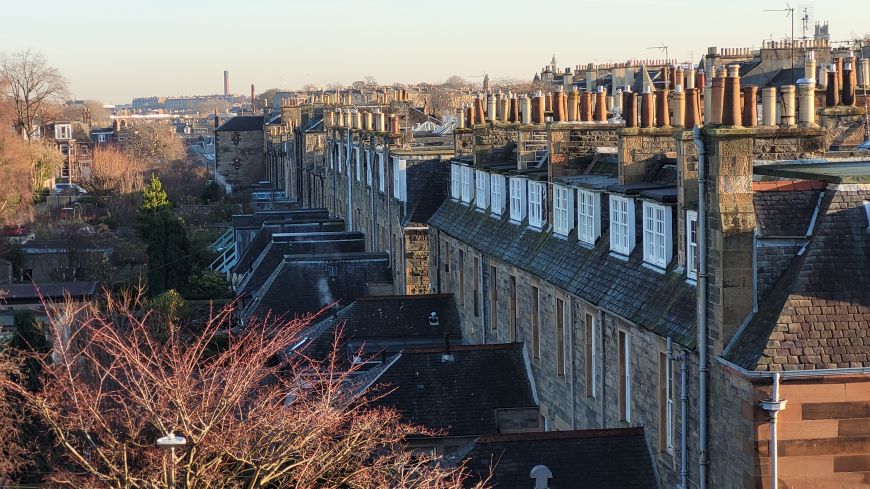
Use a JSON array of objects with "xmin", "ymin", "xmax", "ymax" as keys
[{"xmin": 157, "ymin": 432, "xmax": 187, "ymax": 489}]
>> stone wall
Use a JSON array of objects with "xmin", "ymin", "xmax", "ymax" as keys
[
  {"xmin": 550, "ymin": 125, "xmax": 619, "ymax": 177},
  {"xmin": 752, "ymin": 127, "xmax": 827, "ymax": 160},
  {"xmin": 431, "ymin": 229, "xmax": 702, "ymax": 489},
  {"xmin": 818, "ymin": 106, "xmax": 866, "ymax": 150},
  {"xmin": 216, "ymin": 129, "xmax": 265, "ymax": 190},
  {"xmin": 618, "ymin": 127, "xmax": 679, "ymax": 185},
  {"xmin": 473, "ymin": 124, "xmax": 518, "ymax": 164}
]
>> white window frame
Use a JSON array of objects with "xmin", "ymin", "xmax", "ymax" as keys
[
  {"xmin": 665, "ymin": 351, "xmax": 675, "ymax": 453},
  {"xmin": 337, "ymin": 142, "xmax": 343, "ymax": 173},
  {"xmin": 329, "ymin": 142, "xmax": 334, "ymax": 169},
  {"xmin": 365, "ymin": 149, "xmax": 372, "ymax": 186},
  {"xmin": 623, "ymin": 332, "xmax": 631, "ymax": 422},
  {"xmin": 509, "ymin": 177, "xmax": 527, "ymax": 222},
  {"xmin": 589, "ymin": 314, "xmax": 597, "ymax": 398},
  {"xmin": 578, "ymin": 189, "xmax": 601, "ymax": 245},
  {"xmin": 642, "ymin": 201, "xmax": 672, "ymax": 268},
  {"xmin": 55, "ymin": 124, "xmax": 71, "ymax": 140},
  {"xmin": 553, "ymin": 185, "xmax": 574, "ymax": 237},
  {"xmin": 450, "ymin": 164, "xmax": 461, "ymax": 200},
  {"xmin": 460, "ymin": 166, "xmax": 473, "ymax": 204},
  {"xmin": 490, "ymin": 174, "xmax": 505, "ymax": 216},
  {"xmin": 609, "ymin": 195, "xmax": 635, "ymax": 255},
  {"xmin": 354, "ymin": 148, "xmax": 362, "ymax": 182},
  {"xmin": 475, "ymin": 170, "xmax": 489, "ymax": 210},
  {"xmin": 378, "ymin": 153, "xmax": 386, "ymax": 193},
  {"xmin": 528, "ymin": 181, "xmax": 546, "ymax": 229},
  {"xmin": 392, "ymin": 157, "xmax": 406, "ymax": 201},
  {"xmin": 686, "ymin": 210, "xmax": 698, "ymax": 280}
]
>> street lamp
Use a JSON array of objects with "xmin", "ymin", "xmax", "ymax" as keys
[{"xmin": 157, "ymin": 432, "xmax": 186, "ymax": 489}]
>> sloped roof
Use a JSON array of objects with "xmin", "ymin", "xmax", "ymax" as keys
[
  {"xmin": 367, "ymin": 343, "xmax": 536, "ymax": 437},
  {"xmin": 216, "ymin": 116, "xmax": 263, "ymax": 132},
  {"xmin": 297, "ymin": 294, "xmax": 462, "ymax": 362},
  {"xmin": 0, "ymin": 282, "xmax": 98, "ymax": 301},
  {"xmin": 754, "ymin": 189, "xmax": 821, "ymax": 237},
  {"xmin": 724, "ymin": 184, "xmax": 870, "ymax": 371},
  {"xmin": 460, "ymin": 428, "xmax": 658, "ymax": 489},
  {"xmin": 429, "ymin": 199, "xmax": 697, "ymax": 347},
  {"xmin": 404, "ymin": 159, "xmax": 451, "ymax": 225}
]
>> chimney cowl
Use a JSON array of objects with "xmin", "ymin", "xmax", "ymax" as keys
[{"xmin": 428, "ymin": 312, "xmax": 439, "ymax": 326}]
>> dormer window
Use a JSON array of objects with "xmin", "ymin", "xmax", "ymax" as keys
[
  {"xmin": 392, "ymin": 157, "xmax": 406, "ymax": 201},
  {"xmin": 509, "ymin": 177, "xmax": 527, "ymax": 222},
  {"xmin": 577, "ymin": 189, "xmax": 601, "ymax": 245},
  {"xmin": 490, "ymin": 174, "xmax": 506, "ymax": 216},
  {"xmin": 609, "ymin": 195, "xmax": 635, "ymax": 255},
  {"xmin": 55, "ymin": 124, "xmax": 71, "ymax": 140},
  {"xmin": 450, "ymin": 164, "xmax": 461, "ymax": 200},
  {"xmin": 378, "ymin": 153, "xmax": 386, "ymax": 193},
  {"xmin": 528, "ymin": 181, "xmax": 546, "ymax": 230},
  {"xmin": 642, "ymin": 202, "xmax": 672, "ymax": 268},
  {"xmin": 354, "ymin": 148, "xmax": 362, "ymax": 181},
  {"xmin": 460, "ymin": 166, "xmax": 473, "ymax": 204},
  {"xmin": 365, "ymin": 149, "xmax": 372, "ymax": 186},
  {"xmin": 686, "ymin": 210, "xmax": 698, "ymax": 280},
  {"xmin": 475, "ymin": 170, "xmax": 489, "ymax": 210},
  {"xmin": 553, "ymin": 184, "xmax": 574, "ymax": 237}
]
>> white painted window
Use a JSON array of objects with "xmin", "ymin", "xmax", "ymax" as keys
[
  {"xmin": 528, "ymin": 181, "xmax": 546, "ymax": 229},
  {"xmin": 863, "ymin": 201, "xmax": 870, "ymax": 229},
  {"xmin": 460, "ymin": 166, "xmax": 473, "ymax": 204},
  {"xmin": 642, "ymin": 202, "xmax": 672, "ymax": 268},
  {"xmin": 686, "ymin": 210, "xmax": 698, "ymax": 280},
  {"xmin": 328, "ymin": 142, "xmax": 334, "ymax": 169},
  {"xmin": 378, "ymin": 153, "xmax": 385, "ymax": 193},
  {"xmin": 55, "ymin": 124, "xmax": 71, "ymax": 140},
  {"xmin": 490, "ymin": 174, "xmax": 505, "ymax": 216},
  {"xmin": 553, "ymin": 185, "xmax": 574, "ymax": 236},
  {"xmin": 578, "ymin": 190, "xmax": 601, "ymax": 245},
  {"xmin": 354, "ymin": 148, "xmax": 361, "ymax": 182},
  {"xmin": 509, "ymin": 177, "xmax": 527, "ymax": 222},
  {"xmin": 609, "ymin": 195, "xmax": 635, "ymax": 255},
  {"xmin": 392, "ymin": 157, "xmax": 406, "ymax": 201},
  {"xmin": 450, "ymin": 164, "xmax": 461, "ymax": 200},
  {"xmin": 475, "ymin": 170, "xmax": 489, "ymax": 210},
  {"xmin": 365, "ymin": 150, "xmax": 372, "ymax": 186}
]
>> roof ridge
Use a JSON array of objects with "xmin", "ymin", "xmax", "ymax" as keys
[
  {"xmin": 403, "ymin": 342, "xmax": 523, "ymax": 354},
  {"xmin": 475, "ymin": 427, "xmax": 644, "ymax": 444},
  {"xmin": 356, "ymin": 293, "xmax": 453, "ymax": 302}
]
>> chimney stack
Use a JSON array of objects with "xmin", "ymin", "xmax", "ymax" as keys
[
  {"xmin": 655, "ymin": 89, "xmax": 670, "ymax": 127},
  {"xmin": 780, "ymin": 85, "xmax": 796, "ymax": 126},
  {"xmin": 826, "ymin": 68, "xmax": 840, "ymax": 106},
  {"xmin": 509, "ymin": 94, "xmax": 519, "ymax": 123},
  {"xmin": 761, "ymin": 87, "xmax": 777, "ymax": 126},
  {"xmin": 721, "ymin": 65, "xmax": 741, "ymax": 126},
  {"xmin": 474, "ymin": 96, "xmax": 485, "ymax": 124},
  {"xmin": 594, "ymin": 86, "xmax": 607, "ymax": 122},
  {"xmin": 804, "ymin": 51, "xmax": 816, "ymax": 81},
  {"xmin": 521, "ymin": 95, "xmax": 532, "ymax": 124},
  {"xmin": 567, "ymin": 88, "xmax": 579, "ymax": 121},
  {"xmin": 389, "ymin": 114, "xmax": 400, "ymax": 135},
  {"xmin": 553, "ymin": 87, "xmax": 566, "ymax": 122},
  {"xmin": 842, "ymin": 59, "xmax": 856, "ymax": 106},
  {"xmin": 532, "ymin": 92, "xmax": 545, "ymax": 124},
  {"xmin": 579, "ymin": 91, "xmax": 592, "ymax": 121},
  {"xmin": 835, "ymin": 58, "xmax": 844, "ymax": 92},
  {"xmin": 223, "ymin": 70, "xmax": 229, "ymax": 97},
  {"xmin": 640, "ymin": 88, "xmax": 654, "ymax": 127},
  {"xmin": 251, "ymin": 84, "xmax": 256, "ymax": 115},
  {"xmin": 684, "ymin": 88, "xmax": 700, "ymax": 127},
  {"xmin": 487, "ymin": 93, "xmax": 497, "ymax": 121},
  {"xmin": 861, "ymin": 58, "xmax": 870, "ymax": 89},
  {"xmin": 457, "ymin": 107, "xmax": 466, "ymax": 129},
  {"xmin": 501, "ymin": 94, "xmax": 511, "ymax": 122},
  {"xmin": 741, "ymin": 86, "xmax": 757, "ymax": 127},
  {"xmin": 623, "ymin": 89, "xmax": 637, "ymax": 128},
  {"xmin": 672, "ymin": 88, "xmax": 685, "ymax": 127},
  {"xmin": 797, "ymin": 80, "xmax": 816, "ymax": 126}
]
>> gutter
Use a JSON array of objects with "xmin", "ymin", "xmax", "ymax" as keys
[{"xmin": 693, "ymin": 125, "xmax": 709, "ymax": 489}]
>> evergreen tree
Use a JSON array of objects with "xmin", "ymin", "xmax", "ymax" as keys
[
  {"xmin": 140, "ymin": 173, "xmax": 169, "ymax": 212},
  {"xmin": 136, "ymin": 175, "xmax": 191, "ymax": 295}
]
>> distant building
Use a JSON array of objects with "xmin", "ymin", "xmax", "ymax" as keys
[{"xmin": 214, "ymin": 115, "xmax": 265, "ymax": 192}]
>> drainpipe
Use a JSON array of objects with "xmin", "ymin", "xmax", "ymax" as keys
[
  {"xmin": 597, "ymin": 309, "xmax": 606, "ymax": 429},
  {"xmin": 760, "ymin": 372, "xmax": 787, "ymax": 489},
  {"xmin": 331, "ymin": 130, "xmax": 337, "ymax": 216},
  {"xmin": 384, "ymin": 135, "xmax": 394, "ymax": 273},
  {"xmin": 693, "ymin": 125, "xmax": 709, "ymax": 489},
  {"xmin": 369, "ymin": 135, "xmax": 377, "ymax": 252},
  {"xmin": 346, "ymin": 128, "xmax": 353, "ymax": 231},
  {"xmin": 679, "ymin": 349, "xmax": 689, "ymax": 489}
]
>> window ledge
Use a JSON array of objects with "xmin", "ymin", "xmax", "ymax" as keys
[
  {"xmin": 577, "ymin": 239, "xmax": 595, "ymax": 249},
  {"xmin": 553, "ymin": 232, "xmax": 570, "ymax": 240},
  {"xmin": 641, "ymin": 262, "xmax": 667, "ymax": 274},
  {"xmin": 608, "ymin": 251, "xmax": 629, "ymax": 261}
]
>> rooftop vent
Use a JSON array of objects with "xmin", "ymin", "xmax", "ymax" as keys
[
  {"xmin": 428, "ymin": 312, "xmax": 439, "ymax": 326},
  {"xmin": 530, "ymin": 465, "xmax": 553, "ymax": 489}
]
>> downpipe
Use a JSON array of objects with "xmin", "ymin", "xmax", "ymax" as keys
[{"xmin": 693, "ymin": 125, "xmax": 709, "ymax": 489}]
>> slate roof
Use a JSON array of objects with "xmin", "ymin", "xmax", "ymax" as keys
[
  {"xmin": 233, "ymin": 220, "xmax": 346, "ymax": 275},
  {"xmin": 215, "ymin": 116, "xmax": 264, "ymax": 132},
  {"xmin": 724, "ymin": 185, "xmax": 870, "ymax": 371},
  {"xmin": 753, "ymin": 189, "xmax": 821, "ymax": 237},
  {"xmin": 0, "ymin": 282, "xmax": 98, "ymax": 302},
  {"xmin": 297, "ymin": 294, "xmax": 462, "ymax": 362},
  {"xmin": 404, "ymin": 159, "xmax": 451, "ymax": 225},
  {"xmin": 460, "ymin": 428, "xmax": 658, "ymax": 489},
  {"xmin": 367, "ymin": 343, "xmax": 536, "ymax": 437},
  {"xmin": 429, "ymin": 200, "xmax": 697, "ymax": 347},
  {"xmin": 246, "ymin": 252, "xmax": 392, "ymax": 320}
]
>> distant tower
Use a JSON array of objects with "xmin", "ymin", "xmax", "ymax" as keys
[
  {"xmin": 550, "ymin": 54, "xmax": 558, "ymax": 73},
  {"xmin": 482, "ymin": 74, "xmax": 490, "ymax": 93},
  {"xmin": 223, "ymin": 70, "xmax": 229, "ymax": 97},
  {"xmin": 250, "ymin": 84, "xmax": 256, "ymax": 115}
]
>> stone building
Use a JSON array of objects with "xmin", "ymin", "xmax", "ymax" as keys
[
  {"xmin": 427, "ymin": 63, "xmax": 870, "ymax": 489},
  {"xmin": 214, "ymin": 115, "xmax": 265, "ymax": 192}
]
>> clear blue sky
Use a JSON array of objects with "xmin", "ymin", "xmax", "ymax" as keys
[{"xmin": 3, "ymin": 0, "xmax": 867, "ymax": 104}]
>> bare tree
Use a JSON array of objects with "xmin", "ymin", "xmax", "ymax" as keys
[
  {"xmin": 0, "ymin": 292, "xmax": 483, "ymax": 488},
  {"xmin": 0, "ymin": 49, "xmax": 68, "ymax": 140},
  {"xmin": 122, "ymin": 122, "xmax": 186, "ymax": 163},
  {"xmin": 89, "ymin": 146, "xmax": 146, "ymax": 195},
  {"xmin": 0, "ymin": 351, "xmax": 28, "ymax": 484}
]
